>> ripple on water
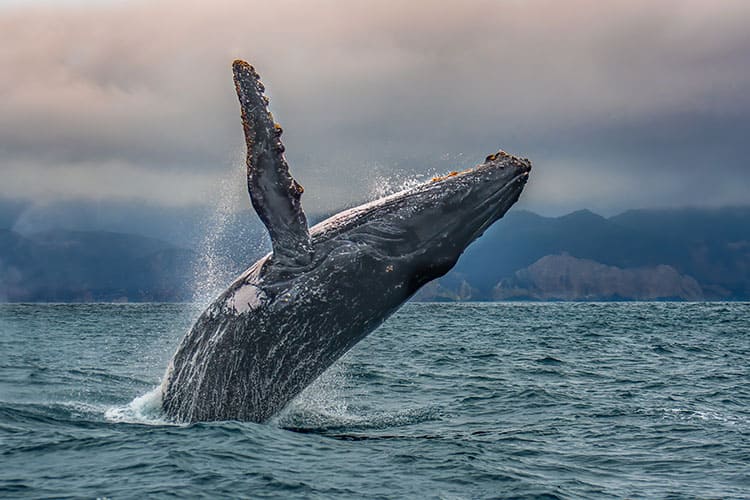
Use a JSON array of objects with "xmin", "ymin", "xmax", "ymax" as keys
[{"xmin": 0, "ymin": 302, "xmax": 749, "ymax": 499}]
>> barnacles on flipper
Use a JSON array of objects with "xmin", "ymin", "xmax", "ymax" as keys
[{"xmin": 291, "ymin": 180, "xmax": 304, "ymax": 196}]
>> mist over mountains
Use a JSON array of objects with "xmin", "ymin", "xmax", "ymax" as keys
[{"xmin": 0, "ymin": 203, "xmax": 748, "ymax": 302}]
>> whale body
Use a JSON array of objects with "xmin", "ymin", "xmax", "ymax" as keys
[{"xmin": 161, "ymin": 60, "xmax": 531, "ymax": 422}]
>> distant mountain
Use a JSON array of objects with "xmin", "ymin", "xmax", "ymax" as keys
[
  {"xmin": 1, "ymin": 198, "xmax": 293, "ymax": 251},
  {"xmin": 0, "ymin": 207, "xmax": 748, "ymax": 302},
  {"xmin": 0, "ymin": 199, "xmax": 28, "ymax": 230},
  {"xmin": 493, "ymin": 254, "xmax": 703, "ymax": 301},
  {"xmin": 419, "ymin": 206, "xmax": 750, "ymax": 300},
  {"xmin": 0, "ymin": 229, "xmax": 195, "ymax": 302}
]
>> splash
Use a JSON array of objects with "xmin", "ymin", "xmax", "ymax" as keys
[
  {"xmin": 104, "ymin": 387, "xmax": 172, "ymax": 425},
  {"xmin": 191, "ymin": 164, "xmax": 245, "ymax": 307},
  {"xmin": 366, "ymin": 152, "xmax": 471, "ymax": 202},
  {"xmin": 190, "ymin": 154, "xmax": 268, "ymax": 308},
  {"xmin": 368, "ymin": 171, "xmax": 427, "ymax": 201},
  {"xmin": 117, "ymin": 156, "xmax": 264, "ymax": 425},
  {"xmin": 274, "ymin": 364, "xmax": 350, "ymax": 429}
]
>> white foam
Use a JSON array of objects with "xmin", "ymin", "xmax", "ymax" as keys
[
  {"xmin": 104, "ymin": 387, "xmax": 175, "ymax": 425},
  {"xmin": 662, "ymin": 407, "xmax": 747, "ymax": 426}
]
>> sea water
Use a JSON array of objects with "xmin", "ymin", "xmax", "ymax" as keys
[{"xmin": 1, "ymin": 302, "xmax": 748, "ymax": 498}]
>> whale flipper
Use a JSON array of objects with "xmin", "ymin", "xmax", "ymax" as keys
[{"xmin": 232, "ymin": 60, "xmax": 312, "ymax": 266}]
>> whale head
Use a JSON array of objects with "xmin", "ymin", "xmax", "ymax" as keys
[{"xmin": 309, "ymin": 150, "xmax": 531, "ymax": 294}]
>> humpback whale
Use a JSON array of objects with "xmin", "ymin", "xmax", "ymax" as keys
[{"xmin": 161, "ymin": 60, "xmax": 531, "ymax": 423}]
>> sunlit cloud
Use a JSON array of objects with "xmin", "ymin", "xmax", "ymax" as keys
[{"xmin": 1, "ymin": 0, "xmax": 749, "ymax": 214}]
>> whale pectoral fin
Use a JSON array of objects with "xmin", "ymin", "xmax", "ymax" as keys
[{"xmin": 232, "ymin": 60, "xmax": 312, "ymax": 266}]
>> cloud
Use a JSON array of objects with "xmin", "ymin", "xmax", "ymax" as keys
[
  {"xmin": 0, "ymin": 158, "xmax": 220, "ymax": 206},
  {"xmin": 1, "ymin": 0, "xmax": 749, "ymax": 214}
]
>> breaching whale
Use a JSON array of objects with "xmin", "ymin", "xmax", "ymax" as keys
[{"xmin": 161, "ymin": 60, "xmax": 531, "ymax": 423}]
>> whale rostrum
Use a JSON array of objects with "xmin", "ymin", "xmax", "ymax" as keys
[{"xmin": 161, "ymin": 59, "xmax": 531, "ymax": 423}]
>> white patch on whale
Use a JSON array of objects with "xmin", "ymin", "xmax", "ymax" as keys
[{"xmin": 228, "ymin": 284, "xmax": 266, "ymax": 314}]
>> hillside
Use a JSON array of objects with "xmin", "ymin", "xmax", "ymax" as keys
[
  {"xmin": 417, "ymin": 206, "xmax": 750, "ymax": 301},
  {"xmin": 492, "ymin": 254, "xmax": 703, "ymax": 301},
  {"xmin": 0, "ymin": 229, "xmax": 195, "ymax": 302},
  {"xmin": 0, "ymin": 207, "xmax": 748, "ymax": 302}
]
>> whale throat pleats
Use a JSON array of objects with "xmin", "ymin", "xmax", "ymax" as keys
[{"xmin": 232, "ymin": 60, "xmax": 312, "ymax": 266}]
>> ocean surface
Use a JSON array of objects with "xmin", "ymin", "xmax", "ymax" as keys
[{"xmin": 1, "ymin": 302, "xmax": 748, "ymax": 499}]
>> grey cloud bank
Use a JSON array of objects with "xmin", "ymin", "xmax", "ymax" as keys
[{"xmin": 1, "ymin": 0, "xmax": 749, "ymax": 215}]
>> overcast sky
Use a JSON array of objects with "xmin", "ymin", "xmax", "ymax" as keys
[{"xmin": 1, "ymin": 0, "xmax": 749, "ymax": 216}]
